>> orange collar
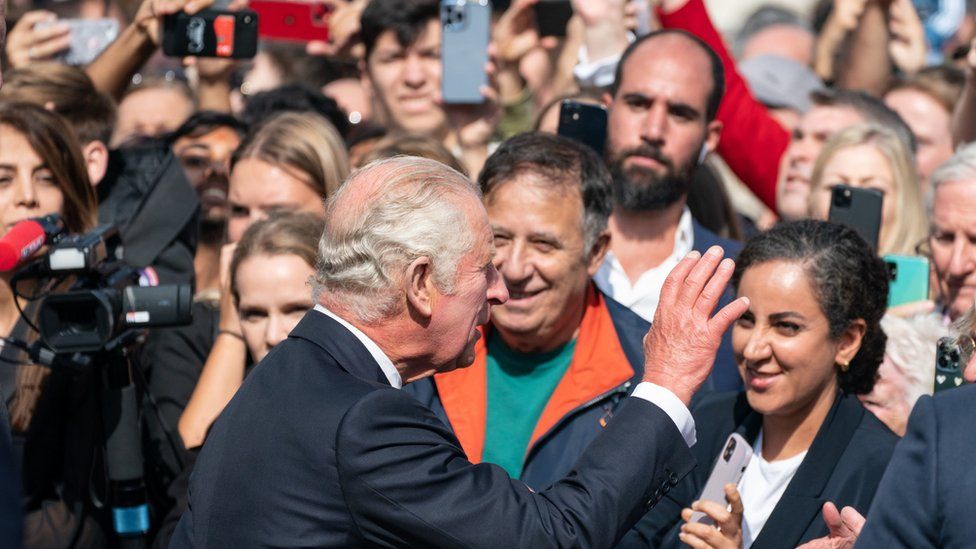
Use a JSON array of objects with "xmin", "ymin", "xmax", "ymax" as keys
[{"xmin": 433, "ymin": 284, "xmax": 635, "ymax": 463}]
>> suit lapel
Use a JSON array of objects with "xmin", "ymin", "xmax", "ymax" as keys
[
  {"xmin": 288, "ymin": 311, "xmax": 392, "ymax": 386},
  {"xmin": 752, "ymin": 393, "xmax": 864, "ymax": 548}
]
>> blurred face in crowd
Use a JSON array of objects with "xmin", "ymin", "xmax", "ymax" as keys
[
  {"xmin": 776, "ymin": 105, "xmax": 863, "ymax": 220},
  {"xmin": 809, "ymin": 143, "xmax": 897, "ymax": 249},
  {"xmin": 323, "ymin": 78, "xmax": 373, "ymax": 126},
  {"xmin": 733, "ymin": 261, "xmax": 862, "ymax": 420},
  {"xmin": 930, "ymin": 179, "xmax": 976, "ymax": 320},
  {"xmin": 230, "ymin": 51, "xmax": 286, "ymax": 114},
  {"xmin": 236, "ymin": 253, "xmax": 314, "ymax": 362},
  {"xmin": 364, "ymin": 19, "xmax": 446, "ymax": 139},
  {"xmin": 740, "ymin": 24, "xmax": 815, "ymax": 67},
  {"xmin": 173, "ymin": 126, "xmax": 242, "ymax": 223},
  {"xmin": 227, "ymin": 159, "xmax": 326, "ymax": 242},
  {"xmin": 485, "ymin": 174, "xmax": 607, "ymax": 353},
  {"xmin": 604, "ymin": 34, "xmax": 721, "ymax": 212},
  {"xmin": 884, "ymin": 88, "xmax": 953, "ymax": 193},
  {"xmin": 112, "ymin": 86, "xmax": 195, "ymax": 146},
  {"xmin": 859, "ymin": 357, "xmax": 912, "ymax": 436},
  {"xmin": 0, "ymin": 125, "xmax": 65, "ymax": 234}
]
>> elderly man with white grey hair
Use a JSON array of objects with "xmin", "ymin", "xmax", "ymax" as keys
[{"xmin": 171, "ymin": 156, "xmax": 748, "ymax": 547}]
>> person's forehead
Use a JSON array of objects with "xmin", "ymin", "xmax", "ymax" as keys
[
  {"xmin": 485, "ymin": 173, "xmax": 584, "ymax": 223},
  {"xmin": 801, "ymin": 105, "xmax": 861, "ymax": 133},
  {"xmin": 934, "ymin": 179, "xmax": 976, "ymax": 219},
  {"xmin": 617, "ymin": 37, "xmax": 713, "ymax": 102},
  {"xmin": 370, "ymin": 18, "xmax": 441, "ymax": 55}
]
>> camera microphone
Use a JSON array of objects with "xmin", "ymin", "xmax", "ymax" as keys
[{"xmin": 0, "ymin": 214, "xmax": 63, "ymax": 271}]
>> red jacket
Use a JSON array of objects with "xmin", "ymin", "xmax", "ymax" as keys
[{"xmin": 659, "ymin": 0, "xmax": 789, "ymax": 212}]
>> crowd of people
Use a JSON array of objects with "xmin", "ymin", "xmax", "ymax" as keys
[{"xmin": 0, "ymin": 0, "xmax": 975, "ymax": 547}]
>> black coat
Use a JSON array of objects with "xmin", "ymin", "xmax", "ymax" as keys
[
  {"xmin": 857, "ymin": 384, "xmax": 976, "ymax": 548},
  {"xmin": 171, "ymin": 309, "xmax": 696, "ymax": 547},
  {"xmin": 619, "ymin": 391, "xmax": 898, "ymax": 548}
]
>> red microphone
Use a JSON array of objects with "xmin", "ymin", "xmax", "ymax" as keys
[{"xmin": 0, "ymin": 215, "xmax": 62, "ymax": 271}]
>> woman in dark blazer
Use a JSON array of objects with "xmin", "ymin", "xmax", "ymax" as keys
[{"xmin": 619, "ymin": 220, "xmax": 899, "ymax": 549}]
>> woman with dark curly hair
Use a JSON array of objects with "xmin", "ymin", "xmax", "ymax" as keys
[{"xmin": 619, "ymin": 220, "xmax": 899, "ymax": 549}]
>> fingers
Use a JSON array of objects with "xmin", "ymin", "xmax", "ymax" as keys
[
  {"xmin": 658, "ymin": 250, "xmax": 701, "ymax": 312},
  {"xmin": 679, "ymin": 246, "xmax": 726, "ymax": 310},
  {"xmin": 30, "ymin": 33, "xmax": 73, "ymax": 59},
  {"xmin": 839, "ymin": 506, "xmax": 866, "ymax": 536},
  {"xmin": 707, "ymin": 296, "xmax": 749, "ymax": 338},
  {"xmin": 694, "ymin": 257, "xmax": 734, "ymax": 316},
  {"xmin": 887, "ymin": 299, "xmax": 935, "ymax": 318},
  {"xmin": 690, "ymin": 498, "xmax": 733, "ymax": 526},
  {"xmin": 822, "ymin": 501, "xmax": 844, "ymax": 536},
  {"xmin": 725, "ymin": 484, "xmax": 744, "ymax": 522}
]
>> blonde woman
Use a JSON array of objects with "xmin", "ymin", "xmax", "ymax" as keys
[{"xmin": 808, "ymin": 123, "xmax": 928, "ymax": 257}]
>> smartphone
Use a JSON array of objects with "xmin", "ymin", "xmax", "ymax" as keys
[
  {"xmin": 250, "ymin": 0, "xmax": 330, "ymax": 43},
  {"xmin": 533, "ymin": 0, "xmax": 573, "ymax": 37},
  {"xmin": 557, "ymin": 100, "xmax": 608, "ymax": 156},
  {"xmin": 827, "ymin": 185, "xmax": 883, "ymax": 251},
  {"xmin": 162, "ymin": 9, "xmax": 259, "ymax": 59},
  {"xmin": 690, "ymin": 433, "xmax": 752, "ymax": 525},
  {"xmin": 884, "ymin": 255, "xmax": 930, "ymax": 308},
  {"xmin": 935, "ymin": 336, "xmax": 973, "ymax": 392},
  {"xmin": 441, "ymin": 0, "xmax": 491, "ymax": 104},
  {"xmin": 35, "ymin": 18, "xmax": 118, "ymax": 66}
]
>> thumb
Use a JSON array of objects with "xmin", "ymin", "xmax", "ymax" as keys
[{"xmin": 822, "ymin": 501, "xmax": 845, "ymax": 537}]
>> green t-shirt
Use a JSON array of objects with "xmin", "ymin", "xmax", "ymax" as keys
[{"xmin": 482, "ymin": 332, "xmax": 576, "ymax": 478}]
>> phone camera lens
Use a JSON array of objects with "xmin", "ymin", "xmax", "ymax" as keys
[{"xmin": 244, "ymin": 15, "xmax": 253, "ymax": 24}]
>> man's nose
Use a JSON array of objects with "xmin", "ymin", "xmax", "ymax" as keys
[
  {"xmin": 639, "ymin": 104, "xmax": 667, "ymax": 145},
  {"xmin": 497, "ymin": 242, "xmax": 532, "ymax": 285},
  {"xmin": 487, "ymin": 263, "xmax": 509, "ymax": 305},
  {"xmin": 948, "ymin": 237, "xmax": 975, "ymax": 277},
  {"xmin": 402, "ymin": 54, "xmax": 427, "ymax": 87}
]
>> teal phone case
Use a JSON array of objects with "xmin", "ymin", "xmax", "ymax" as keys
[{"xmin": 884, "ymin": 254, "xmax": 930, "ymax": 308}]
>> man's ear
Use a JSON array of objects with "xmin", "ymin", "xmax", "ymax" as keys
[
  {"xmin": 602, "ymin": 91, "xmax": 613, "ymax": 109},
  {"xmin": 83, "ymin": 140, "xmax": 110, "ymax": 187},
  {"xmin": 404, "ymin": 256, "xmax": 435, "ymax": 320},
  {"xmin": 586, "ymin": 231, "xmax": 611, "ymax": 276},
  {"xmin": 704, "ymin": 119, "xmax": 723, "ymax": 156}
]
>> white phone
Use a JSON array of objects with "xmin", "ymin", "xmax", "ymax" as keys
[{"xmin": 690, "ymin": 433, "xmax": 752, "ymax": 525}]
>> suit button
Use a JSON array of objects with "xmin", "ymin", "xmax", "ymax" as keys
[
  {"xmin": 663, "ymin": 484, "xmax": 671, "ymax": 494},
  {"xmin": 653, "ymin": 488, "xmax": 662, "ymax": 500},
  {"xmin": 669, "ymin": 472, "xmax": 679, "ymax": 484}
]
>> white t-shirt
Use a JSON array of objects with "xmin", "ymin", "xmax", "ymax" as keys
[{"xmin": 737, "ymin": 431, "xmax": 807, "ymax": 548}]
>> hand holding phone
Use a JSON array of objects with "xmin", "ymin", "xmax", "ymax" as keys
[
  {"xmin": 162, "ymin": 9, "xmax": 259, "ymax": 59},
  {"xmin": 690, "ymin": 433, "xmax": 752, "ymax": 525}
]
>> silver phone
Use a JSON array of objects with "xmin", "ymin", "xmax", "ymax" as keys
[
  {"xmin": 35, "ymin": 18, "xmax": 119, "ymax": 66},
  {"xmin": 440, "ymin": 0, "xmax": 491, "ymax": 104},
  {"xmin": 690, "ymin": 433, "xmax": 753, "ymax": 525}
]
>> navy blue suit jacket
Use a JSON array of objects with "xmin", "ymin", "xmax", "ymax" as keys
[
  {"xmin": 691, "ymin": 220, "xmax": 744, "ymax": 393},
  {"xmin": 171, "ymin": 310, "xmax": 696, "ymax": 547},
  {"xmin": 619, "ymin": 391, "xmax": 898, "ymax": 548},
  {"xmin": 857, "ymin": 384, "xmax": 976, "ymax": 548}
]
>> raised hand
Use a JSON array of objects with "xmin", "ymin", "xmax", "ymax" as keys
[
  {"xmin": 888, "ymin": 0, "xmax": 926, "ymax": 75},
  {"xmin": 306, "ymin": 0, "xmax": 368, "ymax": 58},
  {"xmin": 641, "ymin": 247, "xmax": 748, "ymax": 405},
  {"xmin": 678, "ymin": 484, "xmax": 744, "ymax": 549},
  {"xmin": 833, "ymin": 0, "xmax": 869, "ymax": 31},
  {"xmin": 796, "ymin": 502, "xmax": 866, "ymax": 549},
  {"xmin": 493, "ymin": 0, "xmax": 559, "ymax": 66},
  {"xmin": 4, "ymin": 10, "xmax": 71, "ymax": 69}
]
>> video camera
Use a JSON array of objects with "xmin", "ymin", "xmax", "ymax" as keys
[{"xmin": 6, "ymin": 218, "xmax": 193, "ymax": 354}]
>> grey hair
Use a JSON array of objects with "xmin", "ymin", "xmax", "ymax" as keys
[
  {"xmin": 880, "ymin": 314, "xmax": 943, "ymax": 408},
  {"xmin": 312, "ymin": 156, "xmax": 479, "ymax": 323},
  {"xmin": 929, "ymin": 142, "xmax": 976, "ymax": 213}
]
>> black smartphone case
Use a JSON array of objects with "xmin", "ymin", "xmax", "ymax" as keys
[
  {"xmin": 162, "ymin": 9, "xmax": 259, "ymax": 59},
  {"xmin": 533, "ymin": 0, "xmax": 573, "ymax": 37},
  {"xmin": 827, "ymin": 185, "xmax": 883, "ymax": 250},
  {"xmin": 557, "ymin": 101, "xmax": 608, "ymax": 156}
]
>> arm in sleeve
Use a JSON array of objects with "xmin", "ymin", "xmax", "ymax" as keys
[
  {"xmin": 335, "ymin": 389, "xmax": 696, "ymax": 549},
  {"xmin": 856, "ymin": 395, "xmax": 940, "ymax": 548},
  {"xmin": 658, "ymin": 0, "xmax": 789, "ymax": 212}
]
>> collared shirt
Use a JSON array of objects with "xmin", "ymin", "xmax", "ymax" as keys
[
  {"xmin": 313, "ymin": 305, "xmax": 402, "ymax": 389},
  {"xmin": 594, "ymin": 207, "xmax": 695, "ymax": 323},
  {"xmin": 312, "ymin": 305, "xmax": 695, "ymax": 446}
]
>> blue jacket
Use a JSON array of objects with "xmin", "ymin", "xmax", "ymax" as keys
[{"xmin": 857, "ymin": 384, "xmax": 976, "ymax": 548}]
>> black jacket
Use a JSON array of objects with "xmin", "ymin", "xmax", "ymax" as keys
[
  {"xmin": 171, "ymin": 310, "xmax": 696, "ymax": 547},
  {"xmin": 619, "ymin": 391, "xmax": 898, "ymax": 548}
]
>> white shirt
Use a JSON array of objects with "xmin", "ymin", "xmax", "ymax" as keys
[
  {"xmin": 595, "ymin": 208, "xmax": 695, "ymax": 322},
  {"xmin": 311, "ymin": 306, "xmax": 697, "ymax": 446},
  {"xmin": 737, "ymin": 431, "xmax": 807, "ymax": 548}
]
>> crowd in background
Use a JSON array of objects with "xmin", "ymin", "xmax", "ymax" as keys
[{"xmin": 1, "ymin": 0, "xmax": 976, "ymax": 546}]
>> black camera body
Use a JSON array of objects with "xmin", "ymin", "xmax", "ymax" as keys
[{"xmin": 31, "ymin": 225, "xmax": 193, "ymax": 354}]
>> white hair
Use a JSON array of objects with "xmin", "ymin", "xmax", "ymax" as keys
[
  {"xmin": 880, "ymin": 314, "xmax": 945, "ymax": 407},
  {"xmin": 928, "ymin": 142, "xmax": 976, "ymax": 213},
  {"xmin": 312, "ymin": 157, "xmax": 479, "ymax": 324}
]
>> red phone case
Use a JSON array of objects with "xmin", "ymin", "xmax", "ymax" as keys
[{"xmin": 249, "ymin": 0, "xmax": 330, "ymax": 42}]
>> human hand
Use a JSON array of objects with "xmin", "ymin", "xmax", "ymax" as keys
[
  {"xmin": 887, "ymin": 299, "xmax": 936, "ymax": 318},
  {"xmin": 571, "ymin": 0, "xmax": 627, "ymax": 27},
  {"xmin": 678, "ymin": 484, "xmax": 744, "ymax": 548},
  {"xmin": 795, "ymin": 502, "xmax": 865, "ymax": 549},
  {"xmin": 641, "ymin": 247, "xmax": 749, "ymax": 405},
  {"xmin": 185, "ymin": 56, "xmax": 236, "ymax": 82},
  {"xmin": 218, "ymin": 241, "xmax": 242, "ymax": 334},
  {"xmin": 494, "ymin": 0, "xmax": 559, "ymax": 66},
  {"xmin": 306, "ymin": 0, "xmax": 367, "ymax": 58},
  {"xmin": 833, "ymin": 0, "xmax": 869, "ymax": 31},
  {"xmin": 888, "ymin": 0, "xmax": 926, "ymax": 75},
  {"xmin": 133, "ymin": 0, "xmax": 216, "ymax": 46},
  {"xmin": 4, "ymin": 10, "xmax": 71, "ymax": 69}
]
